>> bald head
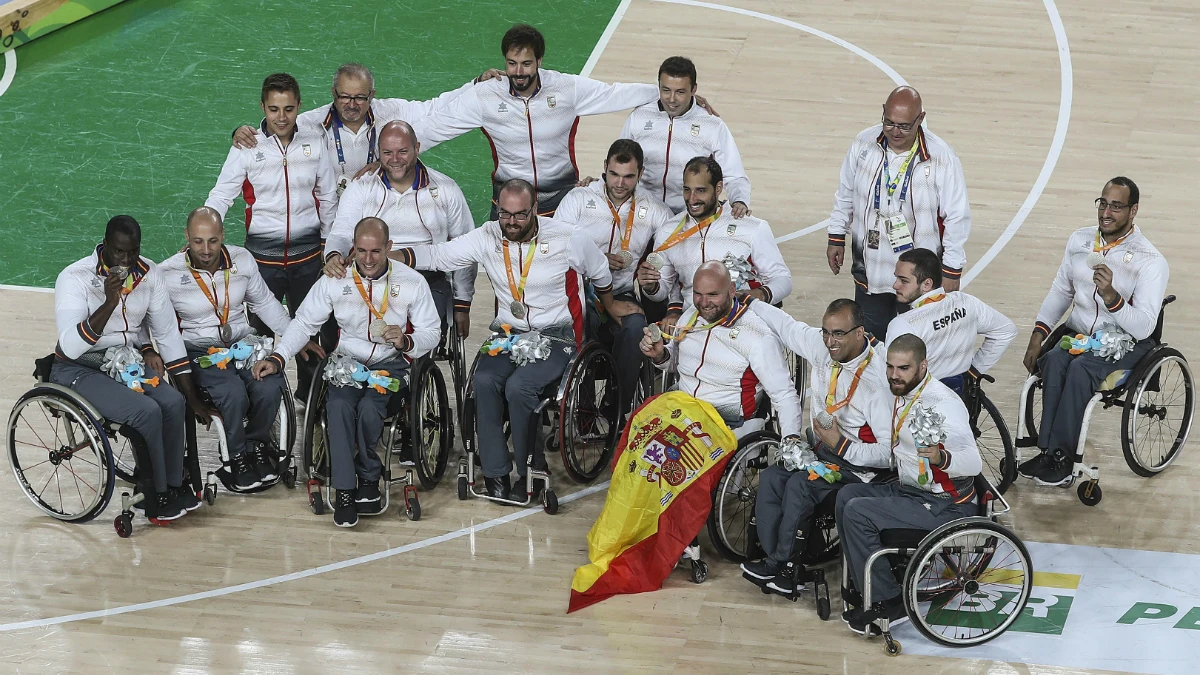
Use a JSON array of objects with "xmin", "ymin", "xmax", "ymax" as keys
[
  {"xmin": 885, "ymin": 86, "xmax": 922, "ymax": 115},
  {"xmin": 185, "ymin": 207, "xmax": 225, "ymax": 270},
  {"xmin": 186, "ymin": 206, "xmax": 223, "ymax": 234},
  {"xmin": 379, "ymin": 120, "xmax": 421, "ymax": 186},
  {"xmin": 882, "ymin": 86, "xmax": 925, "ymax": 151},
  {"xmin": 379, "ymin": 119, "xmax": 417, "ymax": 146},
  {"xmin": 353, "ymin": 217, "xmax": 392, "ymax": 278},
  {"xmin": 354, "ymin": 216, "xmax": 389, "ymax": 243},
  {"xmin": 692, "ymin": 261, "xmax": 735, "ymax": 322},
  {"xmin": 694, "ymin": 260, "xmax": 731, "ymax": 288}
]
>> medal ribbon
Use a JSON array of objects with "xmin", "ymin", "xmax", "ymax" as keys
[
  {"xmin": 100, "ymin": 261, "xmax": 137, "ymax": 294},
  {"xmin": 669, "ymin": 298, "xmax": 741, "ymax": 343},
  {"xmin": 606, "ymin": 196, "xmax": 636, "ymax": 254},
  {"xmin": 352, "ymin": 263, "xmax": 390, "ymax": 321},
  {"xmin": 824, "ymin": 349, "xmax": 872, "ymax": 414},
  {"xmin": 188, "ymin": 262, "xmax": 231, "ymax": 329},
  {"xmin": 872, "ymin": 141, "xmax": 920, "ymax": 212},
  {"xmin": 1093, "ymin": 228, "xmax": 1133, "ymax": 254},
  {"xmin": 502, "ymin": 239, "xmax": 538, "ymax": 305},
  {"xmin": 891, "ymin": 374, "xmax": 931, "ymax": 449},
  {"xmin": 913, "ymin": 292, "xmax": 946, "ymax": 309},
  {"xmin": 651, "ymin": 208, "xmax": 723, "ymax": 254}
]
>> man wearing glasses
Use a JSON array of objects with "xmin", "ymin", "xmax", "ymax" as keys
[
  {"xmin": 1018, "ymin": 177, "xmax": 1169, "ymax": 487},
  {"xmin": 825, "ymin": 86, "xmax": 972, "ymax": 340},
  {"xmin": 392, "ymin": 179, "xmax": 639, "ymax": 500},
  {"xmin": 231, "ymin": 63, "xmax": 500, "ymax": 194},
  {"xmin": 738, "ymin": 297, "xmax": 892, "ymax": 596}
]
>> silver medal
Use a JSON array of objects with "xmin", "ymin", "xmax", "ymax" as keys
[
  {"xmin": 369, "ymin": 318, "xmax": 387, "ymax": 340},
  {"xmin": 618, "ymin": 250, "xmax": 635, "ymax": 267},
  {"xmin": 647, "ymin": 323, "xmax": 663, "ymax": 343},
  {"xmin": 645, "ymin": 252, "xmax": 665, "ymax": 271},
  {"xmin": 815, "ymin": 411, "xmax": 834, "ymax": 430},
  {"xmin": 219, "ymin": 324, "xmax": 233, "ymax": 343},
  {"xmin": 1085, "ymin": 251, "xmax": 1107, "ymax": 269},
  {"xmin": 510, "ymin": 301, "xmax": 526, "ymax": 320},
  {"xmin": 109, "ymin": 265, "xmax": 129, "ymax": 280}
]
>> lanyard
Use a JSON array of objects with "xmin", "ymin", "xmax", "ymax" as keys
[
  {"xmin": 891, "ymin": 375, "xmax": 931, "ymax": 448},
  {"xmin": 502, "ymin": 239, "xmax": 538, "ymax": 303},
  {"xmin": 352, "ymin": 264, "xmax": 390, "ymax": 320},
  {"xmin": 606, "ymin": 195, "xmax": 636, "ymax": 253},
  {"xmin": 188, "ymin": 264, "xmax": 231, "ymax": 327},
  {"xmin": 1093, "ymin": 228, "xmax": 1133, "ymax": 254},
  {"xmin": 872, "ymin": 142, "xmax": 920, "ymax": 212},
  {"xmin": 652, "ymin": 208, "xmax": 722, "ymax": 254},
  {"xmin": 331, "ymin": 112, "xmax": 377, "ymax": 172},
  {"xmin": 670, "ymin": 298, "xmax": 741, "ymax": 343},
  {"xmin": 913, "ymin": 292, "xmax": 946, "ymax": 309},
  {"xmin": 825, "ymin": 349, "xmax": 872, "ymax": 414}
]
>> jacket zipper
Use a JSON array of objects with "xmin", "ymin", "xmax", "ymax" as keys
[
  {"xmin": 523, "ymin": 99, "xmax": 538, "ymax": 194},
  {"xmin": 662, "ymin": 116, "xmax": 674, "ymax": 201}
]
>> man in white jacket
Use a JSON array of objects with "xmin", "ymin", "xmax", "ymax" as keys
[
  {"xmin": 418, "ymin": 24, "xmax": 661, "ymax": 218},
  {"xmin": 887, "ymin": 247, "xmax": 1016, "ymax": 393},
  {"xmin": 826, "ymin": 86, "xmax": 972, "ymax": 339},
  {"xmin": 835, "ymin": 334, "xmax": 982, "ymax": 634},
  {"xmin": 253, "ymin": 218, "xmax": 440, "ymax": 528},
  {"xmin": 620, "ymin": 56, "xmax": 751, "ymax": 216},
  {"xmin": 206, "ymin": 73, "xmax": 339, "ymax": 402}
]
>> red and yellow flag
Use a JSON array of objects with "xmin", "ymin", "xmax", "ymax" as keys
[{"xmin": 568, "ymin": 391, "xmax": 737, "ymax": 613}]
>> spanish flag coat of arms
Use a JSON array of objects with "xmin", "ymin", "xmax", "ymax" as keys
[{"xmin": 568, "ymin": 391, "xmax": 737, "ymax": 612}]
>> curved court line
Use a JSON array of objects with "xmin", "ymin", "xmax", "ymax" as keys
[
  {"xmin": 0, "ymin": 481, "xmax": 611, "ymax": 633},
  {"xmin": 653, "ymin": 0, "xmax": 1072, "ymax": 289},
  {"xmin": 0, "ymin": 49, "xmax": 16, "ymax": 99}
]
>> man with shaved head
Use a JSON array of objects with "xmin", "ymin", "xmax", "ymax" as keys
[
  {"xmin": 256, "ymin": 217, "xmax": 440, "ymax": 527},
  {"xmin": 325, "ymin": 120, "xmax": 478, "ymax": 342},
  {"xmin": 159, "ymin": 207, "xmax": 321, "ymax": 490},
  {"xmin": 826, "ymin": 86, "xmax": 973, "ymax": 339},
  {"xmin": 640, "ymin": 261, "xmax": 801, "ymax": 442},
  {"xmin": 835, "ymin": 334, "xmax": 982, "ymax": 634}
]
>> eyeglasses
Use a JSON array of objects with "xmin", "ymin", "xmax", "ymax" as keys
[
  {"xmin": 334, "ymin": 92, "xmax": 370, "ymax": 104},
  {"xmin": 1095, "ymin": 198, "xmax": 1131, "ymax": 212},
  {"xmin": 820, "ymin": 325, "xmax": 862, "ymax": 341},
  {"xmin": 498, "ymin": 208, "xmax": 533, "ymax": 223},
  {"xmin": 881, "ymin": 116, "xmax": 920, "ymax": 132}
]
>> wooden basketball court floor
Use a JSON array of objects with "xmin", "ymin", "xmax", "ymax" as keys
[{"xmin": 1, "ymin": 0, "xmax": 1198, "ymax": 672}]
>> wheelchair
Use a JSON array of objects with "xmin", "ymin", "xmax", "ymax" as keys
[
  {"xmin": 183, "ymin": 377, "xmax": 298, "ymax": 504},
  {"xmin": 1015, "ymin": 295, "xmax": 1194, "ymax": 505},
  {"xmin": 8, "ymin": 355, "xmax": 204, "ymax": 537},
  {"xmin": 301, "ymin": 355, "xmax": 452, "ymax": 521},
  {"xmin": 954, "ymin": 373, "xmax": 1016, "ymax": 494},
  {"xmin": 846, "ymin": 474, "xmax": 1033, "ymax": 655},
  {"xmin": 457, "ymin": 339, "xmax": 621, "ymax": 514},
  {"xmin": 428, "ymin": 288, "xmax": 468, "ymax": 436}
]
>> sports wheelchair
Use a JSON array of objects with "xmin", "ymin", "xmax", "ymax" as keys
[
  {"xmin": 846, "ymin": 474, "xmax": 1033, "ymax": 655},
  {"xmin": 1015, "ymin": 295, "xmax": 1194, "ymax": 505},
  {"xmin": 457, "ymin": 339, "xmax": 621, "ymax": 514},
  {"xmin": 952, "ymin": 373, "xmax": 1016, "ymax": 494},
  {"xmin": 8, "ymin": 355, "xmax": 204, "ymax": 537},
  {"xmin": 301, "ymin": 355, "xmax": 452, "ymax": 521}
]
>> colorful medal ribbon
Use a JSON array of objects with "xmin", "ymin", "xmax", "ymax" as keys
[
  {"xmin": 502, "ymin": 238, "xmax": 538, "ymax": 307},
  {"xmin": 650, "ymin": 208, "xmax": 723, "ymax": 255},
  {"xmin": 606, "ymin": 196, "xmax": 636, "ymax": 255},
  {"xmin": 1093, "ymin": 228, "xmax": 1133, "ymax": 254},
  {"xmin": 352, "ymin": 263, "xmax": 390, "ymax": 323},
  {"xmin": 188, "ymin": 260, "xmax": 231, "ymax": 334},
  {"xmin": 913, "ymin": 292, "xmax": 946, "ymax": 309},
  {"xmin": 824, "ymin": 349, "xmax": 872, "ymax": 414}
]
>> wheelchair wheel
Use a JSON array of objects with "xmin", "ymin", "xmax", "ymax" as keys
[
  {"xmin": 1121, "ymin": 349, "xmax": 1193, "ymax": 476},
  {"xmin": 448, "ymin": 330, "xmax": 468, "ymax": 421},
  {"xmin": 973, "ymin": 394, "xmax": 1015, "ymax": 494},
  {"xmin": 903, "ymin": 517, "xmax": 1033, "ymax": 648},
  {"xmin": 1022, "ymin": 378, "xmax": 1044, "ymax": 443},
  {"xmin": 409, "ymin": 358, "xmax": 452, "ymax": 490},
  {"xmin": 301, "ymin": 366, "xmax": 330, "ymax": 482},
  {"xmin": 7, "ymin": 387, "xmax": 116, "ymax": 522},
  {"xmin": 270, "ymin": 381, "xmax": 298, "ymax": 467},
  {"xmin": 707, "ymin": 431, "xmax": 778, "ymax": 562},
  {"xmin": 559, "ymin": 344, "xmax": 620, "ymax": 483}
]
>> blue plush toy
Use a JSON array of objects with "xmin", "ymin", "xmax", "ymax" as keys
[
  {"xmin": 118, "ymin": 362, "xmax": 160, "ymax": 393},
  {"xmin": 197, "ymin": 340, "xmax": 255, "ymax": 369}
]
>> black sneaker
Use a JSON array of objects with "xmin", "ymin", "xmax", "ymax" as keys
[
  {"xmin": 842, "ymin": 605, "xmax": 880, "ymax": 636},
  {"xmin": 1034, "ymin": 450, "xmax": 1076, "ymax": 487},
  {"xmin": 1017, "ymin": 450, "xmax": 1050, "ymax": 479},
  {"xmin": 172, "ymin": 485, "xmax": 202, "ymax": 513},
  {"xmin": 882, "ymin": 595, "xmax": 909, "ymax": 626},
  {"xmin": 511, "ymin": 474, "xmax": 542, "ymax": 501},
  {"xmin": 151, "ymin": 491, "xmax": 186, "ymax": 521},
  {"xmin": 334, "ymin": 489, "xmax": 358, "ymax": 528},
  {"xmin": 355, "ymin": 480, "xmax": 384, "ymax": 515},
  {"xmin": 766, "ymin": 572, "xmax": 800, "ymax": 596},
  {"xmin": 740, "ymin": 559, "xmax": 780, "ymax": 581},
  {"xmin": 250, "ymin": 443, "xmax": 278, "ymax": 482},
  {"xmin": 231, "ymin": 453, "xmax": 263, "ymax": 490}
]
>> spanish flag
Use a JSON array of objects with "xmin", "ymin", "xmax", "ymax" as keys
[{"xmin": 568, "ymin": 391, "xmax": 738, "ymax": 613}]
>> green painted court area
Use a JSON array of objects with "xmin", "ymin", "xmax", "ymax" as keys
[{"xmin": 0, "ymin": 0, "xmax": 618, "ymax": 287}]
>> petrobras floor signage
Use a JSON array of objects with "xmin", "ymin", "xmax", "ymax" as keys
[{"xmin": 896, "ymin": 541, "xmax": 1200, "ymax": 674}]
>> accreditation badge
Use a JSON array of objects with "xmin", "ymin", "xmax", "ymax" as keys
[
  {"xmin": 337, "ymin": 176, "xmax": 349, "ymax": 197},
  {"xmin": 867, "ymin": 229, "xmax": 881, "ymax": 250},
  {"xmin": 886, "ymin": 214, "xmax": 914, "ymax": 253}
]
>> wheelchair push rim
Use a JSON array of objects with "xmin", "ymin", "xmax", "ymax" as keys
[
  {"xmin": 708, "ymin": 432, "xmax": 777, "ymax": 563},
  {"xmin": 973, "ymin": 394, "xmax": 1015, "ymax": 495},
  {"xmin": 559, "ymin": 344, "xmax": 620, "ymax": 484},
  {"xmin": 903, "ymin": 519, "xmax": 1033, "ymax": 648},
  {"xmin": 410, "ymin": 358, "xmax": 452, "ymax": 489},
  {"xmin": 8, "ymin": 389, "xmax": 116, "ymax": 522},
  {"xmin": 1122, "ymin": 351, "xmax": 1194, "ymax": 476}
]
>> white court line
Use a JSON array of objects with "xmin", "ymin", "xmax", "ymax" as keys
[
  {"xmin": 581, "ymin": 0, "xmax": 634, "ymax": 77},
  {"xmin": 0, "ymin": 49, "xmax": 16, "ymax": 98},
  {"xmin": 0, "ymin": 481, "xmax": 612, "ymax": 633},
  {"xmin": 655, "ymin": 0, "xmax": 1072, "ymax": 289}
]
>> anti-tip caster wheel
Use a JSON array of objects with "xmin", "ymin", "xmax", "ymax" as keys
[
  {"xmin": 1078, "ymin": 480, "xmax": 1102, "ymax": 506},
  {"xmin": 114, "ymin": 512, "xmax": 133, "ymax": 538},
  {"xmin": 309, "ymin": 491, "xmax": 325, "ymax": 515},
  {"xmin": 817, "ymin": 596, "xmax": 831, "ymax": 620},
  {"xmin": 542, "ymin": 489, "xmax": 559, "ymax": 515},
  {"xmin": 690, "ymin": 559, "xmax": 708, "ymax": 584},
  {"xmin": 457, "ymin": 475, "xmax": 469, "ymax": 501},
  {"xmin": 282, "ymin": 466, "xmax": 297, "ymax": 489},
  {"xmin": 405, "ymin": 496, "xmax": 421, "ymax": 521},
  {"xmin": 203, "ymin": 485, "xmax": 217, "ymax": 505}
]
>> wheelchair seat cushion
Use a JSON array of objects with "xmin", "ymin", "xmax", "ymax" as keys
[{"xmin": 880, "ymin": 528, "xmax": 929, "ymax": 550}]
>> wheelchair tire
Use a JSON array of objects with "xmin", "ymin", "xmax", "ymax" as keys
[
  {"xmin": 707, "ymin": 431, "xmax": 778, "ymax": 563},
  {"xmin": 272, "ymin": 380, "xmax": 298, "ymax": 464},
  {"xmin": 1022, "ymin": 378, "xmax": 1044, "ymax": 445},
  {"xmin": 301, "ymin": 366, "xmax": 330, "ymax": 482},
  {"xmin": 8, "ymin": 387, "xmax": 116, "ymax": 523},
  {"xmin": 409, "ymin": 358, "xmax": 452, "ymax": 490},
  {"xmin": 559, "ymin": 344, "xmax": 620, "ymax": 484},
  {"xmin": 903, "ymin": 517, "xmax": 1033, "ymax": 648},
  {"xmin": 1120, "ymin": 348, "xmax": 1193, "ymax": 476},
  {"xmin": 974, "ymin": 394, "xmax": 1016, "ymax": 494}
]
